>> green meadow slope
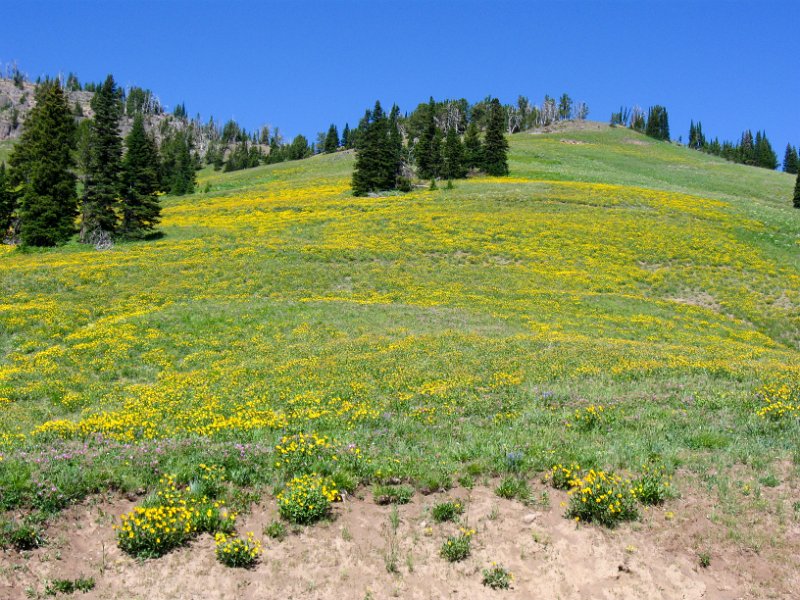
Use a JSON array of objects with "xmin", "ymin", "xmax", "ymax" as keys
[{"xmin": 0, "ymin": 123, "xmax": 798, "ymax": 510}]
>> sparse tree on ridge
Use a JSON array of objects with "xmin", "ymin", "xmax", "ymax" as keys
[
  {"xmin": 324, "ymin": 124, "xmax": 339, "ymax": 153},
  {"xmin": 783, "ymin": 144, "xmax": 798, "ymax": 174},
  {"xmin": 558, "ymin": 93, "xmax": 573, "ymax": 120},
  {"xmin": 81, "ymin": 74, "xmax": 124, "ymax": 242},
  {"xmin": 482, "ymin": 98, "xmax": 509, "ymax": 176},
  {"xmin": 351, "ymin": 101, "xmax": 404, "ymax": 196},
  {"xmin": 645, "ymin": 105, "xmax": 670, "ymax": 141},
  {"xmin": 120, "ymin": 114, "xmax": 162, "ymax": 238}
]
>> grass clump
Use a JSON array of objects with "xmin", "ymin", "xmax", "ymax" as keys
[
  {"xmin": 632, "ymin": 463, "xmax": 673, "ymax": 505},
  {"xmin": 440, "ymin": 527, "xmax": 475, "ymax": 562},
  {"xmin": 214, "ymin": 532, "xmax": 262, "ymax": 568},
  {"xmin": 277, "ymin": 473, "xmax": 340, "ymax": 524},
  {"xmin": 44, "ymin": 577, "xmax": 95, "ymax": 595},
  {"xmin": 482, "ymin": 563, "xmax": 513, "ymax": 590},
  {"xmin": 431, "ymin": 499, "xmax": 465, "ymax": 523},
  {"xmin": 566, "ymin": 469, "xmax": 639, "ymax": 527},
  {"xmin": 495, "ymin": 476, "xmax": 529, "ymax": 502},
  {"xmin": 567, "ymin": 404, "xmax": 613, "ymax": 430},
  {"xmin": 373, "ymin": 484, "xmax": 414, "ymax": 505},
  {"xmin": 264, "ymin": 519, "xmax": 287, "ymax": 541}
]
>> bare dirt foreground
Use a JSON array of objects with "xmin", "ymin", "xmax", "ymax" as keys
[{"xmin": 2, "ymin": 480, "xmax": 798, "ymax": 600}]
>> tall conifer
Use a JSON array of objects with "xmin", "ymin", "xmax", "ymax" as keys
[
  {"xmin": 783, "ymin": 144, "xmax": 798, "ymax": 174},
  {"xmin": 324, "ymin": 124, "xmax": 339, "ymax": 153},
  {"xmin": 482, "ymin": 98, "xmax": 509, "ymax": 176},
  {"xmin": 463, "ymin": 121, "xmax": 483, "ymax": 170},
  {"xmin": 441, "ymin": 126, "xmax": 466, "ymax": 180},
  {"xmin": 120, "ymin": 114, "xmax": 161, "ymax": 238},
  {"xmin": 794, "ymin": 170, "xmax": 800, "ymax": 209},
  {"xmin": 9, "ymin": 80, "xmax": 77, "ymax": 246},
  {"xmin": 81, "ymin": 74, "xmax": 123, "ymax": 240},
  {"xmin": 0, "ymin": 162, "xmax": 14, "ymax": 236}
]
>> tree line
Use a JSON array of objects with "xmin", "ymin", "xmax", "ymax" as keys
[
  {"xmin": 1, "ymin": 76, "xmax": 166, "ymax": 247},
  {"xmin": 688, "ymin": 121, "xmax": 779, "ymax": 170},
  {"xmin": 351, "ymin": 96, "xmax": 509, "ymax": 196},
  {"xmin": 610, "ymin": 105, "xmax": 670, "ymax": 141}
]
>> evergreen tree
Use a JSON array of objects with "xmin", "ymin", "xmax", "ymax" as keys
[
  {"xmin": 160, "ymin": 130, "xmax": 195, "ymax": 195},
  {"xmin": 688, "ymin": 120, "xmax": 706, "ymax": 150},
  {"xmin": 558, "ymin": 93, "xmax": 573, "ymax": 120},
  {"xmin": 324, "ymin": 124, "xmax": 339, "ymax": 153},
  {"xmin": 120, "ymin": 114, "xmax": 161, "ymax": 238},
  {"xmin": 0, "ymin": 162, "xmax": 14, "ymax": 236},
  {"xmin": 794, "ymin": 170, "xmax": 800, "ymax": 209},
  {"xmin": 415, "ymin": 97, "xmax": 439, "ymax": 180},
  {"xmin": 9, "ymin": 80, "xmax": 77, "ymax": 246},
  {"xmin": 388, "ymin": 105, "xmax": 404, "ymax": 183},
  {"xmin": 482, "ymin": 98, "xmax": 509, "ymax": 176},
  {"xmin": 463, "ymin": 121, "xmax": 483, "ymax": 170},
  {"xmin": 81, "ymin": 74, "xmax": 123, "ymax": 241},
  {"xmin": 754, "ymin": 131, "xmax": 778, "ymax": 169},
  {"xmin": 342, "ymin": 123, "xmax": 352, "ymax": 149},
  {"xmin": 287, "ymin": 135, "xmax": 312, "ymax": 160},
  {"xmin": 784, "ymin": 144, "xmax": 798, "ymax": 174},
  {"xmin": 739, "ymin": 130, "xmax": 755, "ymax": 165},
  {"xmin": 441, "ymin": 125, "xmax": 466, "ymax": 180},
  {"xmin": 351, "ymin": 101, "xmax": 401, "ymax": 195},
  {"xmin": 645, "ymin": 105, "xmax": 670, "ymax": 141}
]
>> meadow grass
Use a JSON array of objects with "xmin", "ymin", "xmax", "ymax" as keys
[{"xmin": 0, "ymin": 126, "xmax": 798, "ymax": 525}]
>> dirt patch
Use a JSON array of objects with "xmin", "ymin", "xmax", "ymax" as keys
[
  {"xmin": 559, "ymin": 139, "xmax": 589, "ymax": 145},
  {"xmin": 527, "ymin": 120, "xmax": 609, "ymax": 135},
  {"xmin": 623, "ymin": 138, "xmax": 651, "ymax": 146},
  {"xmin": 670, "ymin": 291, "xmax": 722, "ymax": 312},
  {"xmin": 4, "ymin": 479, "xmax": 793, "ymax": 599}
]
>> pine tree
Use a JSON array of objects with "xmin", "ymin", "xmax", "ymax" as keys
[
  {"xmin": 482, "ymin": 98, "xmax": 509, "ymax": 176},
  {"xmin": 754, "ymin": 131, "xmax": 778, "ymax": 169},
  {"xmin": 415, "ymin": 98, "xmax": 439, "ymax": 180},
  {"xmin": 783, "ymin": 144, "xmax": 798, "ymax": 174},
  {"xmin": 120, "ymin": 114, "xmax": 161, "ymax": 238},
  {"xmin": 324, "ymin": 124, "xmax": 339, "ymax": 153},
  {"xmin": 558, "ymin": 93, "xmax": 573, "ymax": 120},
  {"xmin": 160, "ymin": 130, "xmax": 196, "ymax": 195},
  {"xmin": 81, "ymin": 74, "xmax": 123, "ymax": 241},
  {"xmin": 795, "ymin": 170, "xmax": 800, "ymax": 209},
  {"xmin": 342, "ymin": 123, "xmax": 352, "ymax": 149},
  {"xmin": 645, "ymin": 105, "xmax": 670, "ymax": 141},
  {"xmin": 0, "ymin": 162, "xmax": 14, "ymax": 236},
  {"xmin": 352, "ymin": 101, "xmax": 400, "ymax": 195},
  {"xmin": 441, "ymin": 125, "xmax": 466, "ymax": 180},
  {"xmin": 463, "ymin": 121, "xmax": 483, "ymax": 170},
  {"xmin": 9, "ymin": 80, "xmax": 77, "ymax": 246},
  {"xmin": 388, "ymin": 105, "xmax": 404, "ymax": 183}
]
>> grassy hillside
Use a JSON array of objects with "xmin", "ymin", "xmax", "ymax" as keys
[{"xmin": 1, "ymin": 125, "xmax": 799, "ymax": 515}]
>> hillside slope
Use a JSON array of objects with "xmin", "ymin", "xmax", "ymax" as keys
[{"xmin": 1, "ymin": 125, "xmax": 800, "ymax": 597}]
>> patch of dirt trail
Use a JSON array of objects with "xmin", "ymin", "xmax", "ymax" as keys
[{"xmin": 1, "ymin": 483, "xmax": 795, "ymax": 599}]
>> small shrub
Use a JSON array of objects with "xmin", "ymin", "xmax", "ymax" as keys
[
  {"xmin": 274, "ymin": 432, "xmax": 334, "ymax": 474},
  {"xmin": 277, "ymin": 473, "xmax": 340, "ymax": 524},
  {"xmin": 495, "ymin": 477, "xmax": 529, "ymax": 501},
  {"xmin": 215, "ymin": 532, "xmax": 261, "ymax": 568},
  {"xmin": 503, "ymin": 451, "xmax": 524, "ymax": 473},
  {"xmin": 566, "ymin": 469, "xmax": 639, "ymax": 527},
  {"xmin": 0, "ymin": 520, "xmax": 45, "ymax": 551},
  {"xmin": 432, "ymin": 500, "xmax": 465, "ymax": 523},
  {"xmin": 45, "ymin": 576, "xmax": 95, "ymax": 595},
  {"xmin": 482, "ymin": 563, "xmax": 513, "ymax": 590},
  {"xmin": 698, "ymin": 551, "xmax": 711, "ymax": 568},
  {"xmin": 373, "ymin": 484, "xmax": 414, "ymax": 505},
  {"xmin": 632, "ymin": 464, "xmax": 672, "ymax": 505},
  {"xmin": 440, "ymin": 527, "xmax": 474, "ymax": 562},
  {"xmin": 264, "ymin": 519, "xmax": 287, "ymax": 541}
]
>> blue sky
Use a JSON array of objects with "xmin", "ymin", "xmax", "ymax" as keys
[{"xmin": 1, "ymin": 0, "xmax": 798, "ymax": 158}]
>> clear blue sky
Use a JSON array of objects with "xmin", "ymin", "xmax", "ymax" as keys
[{"xmin": 1, "ymin": 0, "xmax": 798, "ymax": 156}]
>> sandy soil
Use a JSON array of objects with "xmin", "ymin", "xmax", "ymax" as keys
[{"xmin": 2, "ymin": 480, "xmax": 797, "ymax": 600}]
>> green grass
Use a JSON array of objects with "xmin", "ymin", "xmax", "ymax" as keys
[{"xmin": 0, "ymin": 125, "xmax": 798, "ymax": 538}]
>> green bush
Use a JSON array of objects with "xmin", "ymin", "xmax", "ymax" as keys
[
  {"xmin": 373, "ymin": 484, "xmax": 414, "ymax": 505},
  {"xmin": 431, "ymin": 500, "xmax": 465, "ymax": 523}
]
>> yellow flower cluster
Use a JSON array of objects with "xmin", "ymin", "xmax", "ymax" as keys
[
  {"xmin": 756, "ymin": 382, "xmax": 800, "ymax": 420},
  {"xmin": 277, "ymin": 473, "xmax": 340, "ymax": 524},
  {"xmin": 548, "ymin": 462, "xmax": 583, "ymax": 490},
  {"xmin": 115, "ymin": 474, "xmax": 236, "ymax": 558},
  {"xmin": 567, "ymin": 404, "xmax": 611, "ymax": 430},
  {"xmin": 566, "ymin": 468, "xmax": 639, "ymax": 526},
  {"xmin": 274, "ymin": 432, "xmax": 332, "ymax": 470},
  {"xmin": 214, "ymin": 531, "xmax": 262, "ymax": 568}
]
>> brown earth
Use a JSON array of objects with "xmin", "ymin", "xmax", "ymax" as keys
[{"xmin": 4, "ymin": 477, "xmax": 798, "ymax": 600}]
